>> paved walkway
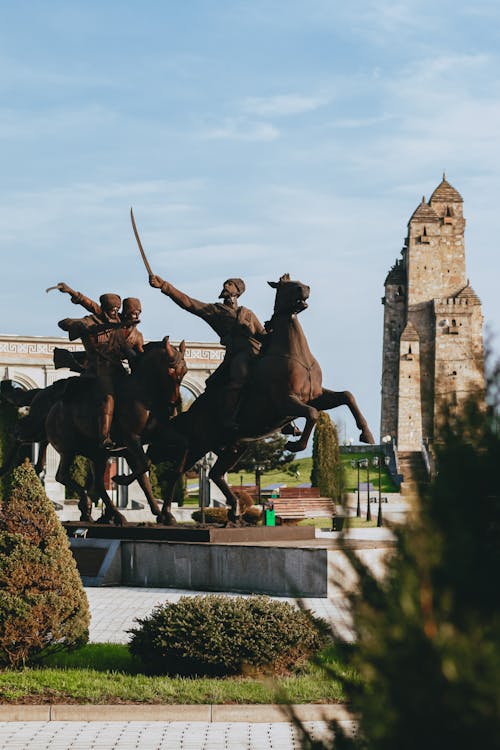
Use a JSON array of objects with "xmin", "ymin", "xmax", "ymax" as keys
[
  {"xmin": 0, "ymin": 720, "xmax": 341, "ymax": 749},
  {"xmin": 1, "ymin": 529, "xmax": 390, "ymax": 748}
]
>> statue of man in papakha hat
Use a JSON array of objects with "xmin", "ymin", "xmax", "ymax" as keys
[
  {"xmin": 56, "ymin": 283, "xmax": 142, "ymax": 448},
  {"xmin": 149, "ymin": 275, "xmax": 265, "ymax": 431}
]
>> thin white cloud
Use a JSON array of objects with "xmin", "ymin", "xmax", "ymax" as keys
[
  {"xmin": 201, "ymin": 118, "xmax": 279, "ymax": 142},
  {"xmin": 241, "ymin": 93, "xmax": 329, "ymax": 117}
]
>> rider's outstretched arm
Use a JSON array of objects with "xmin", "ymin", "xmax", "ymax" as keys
[
  {"xmin": 149, "ymin": 275, "xmax": 214, "ymax": 318},
  {"xmin": 58, "ymin": 283, "xmax": 102, "ymax": 315}
]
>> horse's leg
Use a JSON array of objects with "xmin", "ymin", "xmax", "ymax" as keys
[
  {"xmin": 55, "ymin": 453, "xmax": 93, "ymax": 522},
  {"xmin": 92, "ymin": 454, "xmax": 127, "ymax": 526},
  {"xmin": 156, "ymin": 441, "xmax": 192, "ymax": 526},
  {"xmin": 134, "ymin": 470, "xmax": 161, "ymax": 517},
  {"xmin": 118, "ymin": 448, "xmax": 161, "ymax": 517},
  {"xmin": 275, "ymin": 395, "xmax": 320, "ymax": 453},
  {"xmin": 34, "ymin": 440, "xmax": 48, "ymax": 476},
  {"xmin": 112, "ymin": 436, "xmax": 151, "ymax": 486},
  {"xmin": 309, "ymin": 389, "xmax": 375, "ymax": 444},
  {"xmin": 208, "ymin": 444, "xmax": 248, "ymax": 523}
]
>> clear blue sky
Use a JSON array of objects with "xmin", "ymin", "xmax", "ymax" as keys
[{"xmin": 2, "ymin": 1, "xmax": 500, "ymax": 444}]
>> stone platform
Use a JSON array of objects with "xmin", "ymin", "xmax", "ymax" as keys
[
  {"xmin": 65, "ymin": 522, "xmax": 327, "ymax": 597},
  {"xmin": 62, "ymin": 521, "xmax": 315, "ymax": 543}
]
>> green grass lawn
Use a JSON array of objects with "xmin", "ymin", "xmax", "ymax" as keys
[
  {"xmin": 297, "ymin": 517, "xmax": 378, "ymax": 528},
  {"xmin": 227, "ymin": 452, "xmax": 397, "ymax": 494},
  {"xmin": 0, "ymin": 644, "xmax": 354, "ymax": 704}
]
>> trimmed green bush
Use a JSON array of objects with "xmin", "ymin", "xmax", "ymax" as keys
[
  {"xmin": 0, "ymin": 461, "xmax": 90, "ymax": 668},
  {"xmin": 191, "ymin": 489, "xmax": 262, "ymax": 525},
  {"xmin": 129, "ymin": 594, "xmax": 328, "ymax": 676},
  {"xmin": 310, "ymin": 411, "xmax": 343, "ymax": 500},
  {"xmin": 191, "ymin": 507, "xmax": 228, "ymax": 524}
]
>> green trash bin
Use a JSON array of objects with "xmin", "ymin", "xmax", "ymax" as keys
[{"xmin": 265, "ymin": 508, "xmax": 276, "ymax": 526}]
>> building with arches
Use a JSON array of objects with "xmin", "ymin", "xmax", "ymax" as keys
[
  {"xmin": 380, "ymin": 176, "xmax": 485, "ymax": 455},
  {"xmin": 0, "ymin": 333, "xmax": 224, "ymax": 499}
]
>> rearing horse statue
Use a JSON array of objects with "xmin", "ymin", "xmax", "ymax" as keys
[{"xmin": 122, "ymin": 274, "xmax": 374, "ymax": 524}]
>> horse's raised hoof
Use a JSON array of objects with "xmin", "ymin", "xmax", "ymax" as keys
[
  {"xmin": 285, "ymin": 439, "xmax": 306, "ymax": 453},
  {"xmin": 113, "ymin": 511, "xmax": 127, "ymax": 526},
  {"xmin": 359, "ymin": 428, "xmax": 375, "ymax": 445},
  {"xmin": 157, "ymin": 512, "xmax": 177, "ymax": 526},
  {"xmin": 112, "ymin": 472, "xmax": 138, "ymax": 487}
]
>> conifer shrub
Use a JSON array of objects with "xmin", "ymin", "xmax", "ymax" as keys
[
  {"xmin": 128, "ymin": 594, "xmax": 328, "ymax": 676},
  {"xmin": 310, "ymin": 411, "xmax": 343, "ymax": 500},
  {"xmin": 0, "ymin": 461, "xmax": 90, "ymax": 668}
]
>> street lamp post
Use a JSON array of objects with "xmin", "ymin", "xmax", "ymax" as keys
[
  {"xmin": 351, "ymin": 459, "xmax": 361, "ymax": 517},
  {"xmin": 373, "ymin": 456, "xmax": 381, "ymax": 527},
  {"xmin": 256, "ymin": 465, "xmax": 265, "ymax": 513},
  {"xmin": 365, "ymin": 458, "xmax": 372, "ymax": 522}
]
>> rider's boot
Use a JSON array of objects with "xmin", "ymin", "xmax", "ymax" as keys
[
  {"xmin": 281, "ymin": 421, "xmax": 302, "ymax": 437},
  {"xmin": 98, "ymin": 395, "xmax": 116, "ymax": 450}
]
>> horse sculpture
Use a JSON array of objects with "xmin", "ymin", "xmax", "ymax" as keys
[
  {"xmin": 117, "ymin": 274, "xmax": 374, "ymax": 524},
  {"xmin": 0, "ymin": 382, "xmax": 53, "ymax": 478},
  {"xmin": 1, "ymin": 337, "xmax": 186, "ymax": 525}
]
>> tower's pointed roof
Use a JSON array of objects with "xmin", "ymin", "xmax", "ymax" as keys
[
  {"xmin": 401, "ymin": 320, "xmax": 420, "ymax": 341},
  {"xmin": 408, "ymin": 196, "xmax": 440, "ymax": 224},
  {"xmin": 430, "ymin": 174, "xmax": 463, "ymax": 203},
  {"xmin": 454, "ymin": 282, "xmax": 481, "ymax": 304}
]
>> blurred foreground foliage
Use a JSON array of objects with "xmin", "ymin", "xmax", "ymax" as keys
[{"xmin": 300, "ymin": 382, "xmax": 500, "ymax": 749}]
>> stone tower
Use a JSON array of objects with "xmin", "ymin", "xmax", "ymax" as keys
[{"xmin": 380, "ymin": 176, "xmax": 485, "ymax": 450}]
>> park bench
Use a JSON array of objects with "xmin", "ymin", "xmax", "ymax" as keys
[
  {"xmin": 279, "ymin": 486, "xmax": 321, "ymax": 499},
  {"xmin": 272, "ymin": 497, "xmax": 336, "ymax": 524}
]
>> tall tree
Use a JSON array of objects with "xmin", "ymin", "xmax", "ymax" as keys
[
  {"xmin": 310, "ymin": 412, "xmax": 342, "ymax": 499},
  {"xmin": 235, "ymin": 433, "xmax": 294, "ymax": 473}
]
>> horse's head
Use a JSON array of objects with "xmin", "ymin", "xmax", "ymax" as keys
[
  {"xmin": 268, "ymin": 273, "xmax": 310, "ymax": 316},
  {"xmin": 140, "ymin": 337, "xmax": 187, "ymax": 414}
]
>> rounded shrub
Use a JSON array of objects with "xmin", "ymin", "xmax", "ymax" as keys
[
  {"xmin": 191, "ymin": 507, "xmax": 228, "ymax": 524},
  {"xmin": 129, "ymin": 594, "xmax": 328, "ymax": 676},
  {"xmin": 191, "ymin": 489, "xmax": 262, "ymax": 525},
  {"xmin": 0, "ymin": 460, "xmax": 90, "ymax": 668}
]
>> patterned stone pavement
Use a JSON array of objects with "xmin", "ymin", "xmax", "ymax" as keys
[{"xmin": 0, "ymin": 720, "xmax": 341, "ymax": 749}]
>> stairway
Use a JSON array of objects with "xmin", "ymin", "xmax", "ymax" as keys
[{"xmin": 397, "ymin": 451, "xmax": 429, "ymax": 497}]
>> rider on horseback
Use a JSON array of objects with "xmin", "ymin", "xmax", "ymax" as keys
[
  {"xmin": 149, "ymin": 275, "xmax": 265, "ymax": 432},
  {"xmin": 57, "ymin": 284, "xmax": 140, "ymax": 448}
]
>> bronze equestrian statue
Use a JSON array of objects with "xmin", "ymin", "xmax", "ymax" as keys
[
  {"xmin": 149, "ymin": 274, "xmax": 266, "ymax": 432},
  {"xmin": 118, "ymin": 274, "xmax": 375, "ymax": 524},
  {"xmin": 45, "ymin": 337, "xmax": 187, "ymax": 524},
  {"xmin": 57, "ymin": 284, "xmax": 142, "ymax": 448},
  {"xmin": 0, "ymin": 338, "xmax": 187, "ymax": 524}
]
